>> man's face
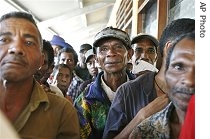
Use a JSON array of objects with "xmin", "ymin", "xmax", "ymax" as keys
[
  {"xmin": 132, "ymin": 38, "xmax": 157, "ymax": 65},
  {"xmin": 165, "ymin": 38, "xmax": 195, "ymax": 112},
  {"xmin": 59, "ymin": 52, "xmax": 75, "ymax": 71},
  {"xmin": 0, "ymin": 18, "xmax": 43, "ymax": 82},
  {"xmin": 86, "ymin": 56, "xmax": 98, "ymax": 77},
  {"xmin": 96, "ymin": 38, "xmax": 131, "ymax": 73},
  {"xmin": 55, "ymin": 67, "xmax": 71, "ymax": 93}
]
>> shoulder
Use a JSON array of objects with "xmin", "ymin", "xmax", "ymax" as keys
[
  {"xmin": 114, "ymin": 72, "xmax": 156, "ymax": 100},
  {"xmin": 47, "ymin": 93, "xmax": 76, "ymax": 114}
]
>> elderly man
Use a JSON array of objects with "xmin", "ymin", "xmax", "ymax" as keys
[
  {"xmin": 131, "ymin": 33, "xmax": 159, "ymax": 76},
  {"xmin": 74, "ymin": 26, "xmax": 135, "ymax": 139},
  {"xmin": 129, "ymin": 31, "xmax": 195, "ymax": 139},
  {"xmin": 103, "ymin": 18, "xmax": 195, "ymax": 139},
  {"xmin": 0, "ymin": 11, "xmax": 79, "ymax": 139}
]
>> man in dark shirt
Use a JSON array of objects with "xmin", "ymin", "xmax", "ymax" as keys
[
  {"xmin": 74, "ymin": 43, "xmax": 92, "ymax": 81},
  {"xmin": 103, "ymin": 18, "xmax": 195, "ymax": 139}
]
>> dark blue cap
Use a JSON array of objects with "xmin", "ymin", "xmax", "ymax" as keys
[{"xmin": 50, "ymin": 35, "xmax": 72, "ymax": 48}]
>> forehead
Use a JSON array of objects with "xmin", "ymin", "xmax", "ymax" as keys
[
  {"xmin": 57, "ymin": 67, "xmax": 70, "ymax": 73},
  {"xmin": 0, "ymin": 18, "xmax": 40, "ymax": 37},
  {"xmin": 97, "ymin": 38, "xmax": 124, "ymax": 46},
  {"xmin": 133, "ymin": 38, "xmax": 156, "ymax": 48},
  {"xmin": 172, "ymin": 38, "xmax": 195, "ymax": 56},
  {"xmin": 60, "ymin": 52, "xmax": 74, "ymax": 57}
]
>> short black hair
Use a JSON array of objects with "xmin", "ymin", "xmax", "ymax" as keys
[
  {"xmin": 43, "ymin": 39, "xmax": 54, "ymax": 67},
  {"xmin": 159, "ymin": 18, "xmax": 195, "ymax": 57},
  {"xmin": 165, "ymin": 31, "xmax": 195, "ymax": 71},
  {"xmin": 0, "ymin": 11, "xmax": 43, "ymax": 49}
]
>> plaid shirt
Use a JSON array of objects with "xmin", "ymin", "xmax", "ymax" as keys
[{"xmin": 67, "ymin": 72, "xmax": 84, "ymax": 102}]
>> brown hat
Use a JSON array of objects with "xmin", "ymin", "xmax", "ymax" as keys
[
  {"xmin": 93, "ymin": 26, "xmax": 131, "ymax": 49},
  {"xmin": 131, "ymin": 33, "xmax": 159, "ymax": 48}
]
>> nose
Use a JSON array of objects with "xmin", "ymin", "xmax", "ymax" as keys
[
  {"xmin": 8, "ymin": 43, "xmax": 25, "ymax": 56},
  {"xmin": 140, "ymin": 53, "xmax": 149, "ymax": 62},
  {"xmin": 63, "ymin": 60, "xmax": 68, "ymax": 65},
  {"xmin": 182, "ymin": 68, "xmax": 195, "ymax": 88},
  {"xmin": 106, "ymin": 47, "xmax": 117, "ymax": 57},
  {"xmin": 140, "ymin": 51, "xmax": 148, "ymax": 59},
  {"xmin": 61, "ymin": 77, "xmax": 67, "ymax": 82},
  {"xmin": 91, "ymin": 60, "xmax": 96, "ymax": 68}
]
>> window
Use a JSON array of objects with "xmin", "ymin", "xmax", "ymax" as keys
[{"xmin": 168, "ymin": 0, "xmax": 195, "ymax": 23}]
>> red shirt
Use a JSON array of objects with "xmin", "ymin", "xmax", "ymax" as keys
[{"xmin": 179, "ymin": 94, "xmax": 195, "ymax": 139}]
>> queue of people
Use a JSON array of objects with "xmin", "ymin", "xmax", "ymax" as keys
[{"xmin": 0, "ymin": 11, "xmax": 195, "ymax": 139}]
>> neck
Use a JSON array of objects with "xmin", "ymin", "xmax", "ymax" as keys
[
  {"xmin": 103, "ymin": 71, "xmax": 127, "ymax": 91},
  {"xmin": 155, "ymin": 59, "xmax": 168, "ymax": 96},
  {"xmin": 0, "ymin": 78, "xmax": 34, "ymax": 122},
  {"xmin": 170, "ymin": 107, "xmax": 186, "ymax": 139},
  {"xmin": 175, "ymin": 107, "xmax": 186, "ymax": 125}
]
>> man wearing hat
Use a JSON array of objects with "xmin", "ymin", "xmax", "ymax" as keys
[
  {"xmin": 74, "ymin": 43, "xmax": 92, "ymax": 81},
  {"xmin": 74, "ymin": 26, "xmax": 135, "ymax": 139},
  {"xmin": 50, "ymin": 35, "xmax": 72, "ymax": 64},
  {"xmin": 103, "ymin": 18, "xmax": 195, "ymax": 139},
  {"xmin": 131, "ymin": 33, "xmax": 159, "ymax": 76},
  {"xmin": 78, "ymin": 48, "xmax": 99, "ymax": 92}
]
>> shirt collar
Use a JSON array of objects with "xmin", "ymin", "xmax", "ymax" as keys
[{"xmin": 100, "ymin": 75, "xmax": 130, "ymax": 102}]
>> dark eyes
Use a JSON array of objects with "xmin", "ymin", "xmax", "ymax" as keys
[
  {"xmin": 0, "ymin": 37, "xmax": 36, "ymax": 47},
  {"xmin": 61, "ymin": 59, "xmax": 73, "ymax": 62},
  {"xmin": 172, "ymin": 63, "xmax": 184, "ymax": 71},
  {"xmin": 100, "ymin": 47, "xmax": 108, "ymax": 52},
  {"xmin": 25, "ymin": 41, "xmax": 35, "ymax": 47},
  {"xmin": 135, "ymin": 48, "xmax": 156, "ymax": 53},
  {"xmin": 0, "ymin": 37, "xmax": 10, "ymax": 44},
  {"xmin": 99, "ymin": 44, "xmax": 125, "ymax": 52}
]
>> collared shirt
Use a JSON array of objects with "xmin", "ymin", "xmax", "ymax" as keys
[
  {"xmin": 74, "ymin": 71, "xmax": 135, "ymax": 139},
  {"xmin": 15, "ymin": 80, "xmax": 80, "ymax": 139},
  {"xmin": 131, "ymin": 102, "xmax": 174, "ymax": 139},
  {"xmin": 103, "ymin": 72, "xmax": 157, "ymax": 139},
  {"xmin": 101, "ymin": 75, "xmax": 130, "ymax": 102},
  {"xmin": 67, "ymin": 71, "xmax": 84, "ymax": 102}
]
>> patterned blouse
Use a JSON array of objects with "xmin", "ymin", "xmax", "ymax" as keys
[{"xmin": 130, "ymin": 102, "xmax": 174, "ymax": 139}]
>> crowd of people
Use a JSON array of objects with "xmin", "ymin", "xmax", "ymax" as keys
[{"xmin": 0, "ymin": 11, "xmax": 195, "ymax": 139}]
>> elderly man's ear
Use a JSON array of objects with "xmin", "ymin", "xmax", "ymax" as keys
[{"xmin": 128, "ymin": 49, "xmax": 134, "ymax": 61}]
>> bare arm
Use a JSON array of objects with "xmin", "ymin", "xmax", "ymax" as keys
[{"xmin": 114, "ymin": 94, "xmax": 169, "ymax": 139}]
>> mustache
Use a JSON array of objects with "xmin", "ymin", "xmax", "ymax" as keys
[
  {"xmin": 171, "ymin": 86, "xmax": 195, "ymax": 95},
  {"xmin": 3, "ymin": 55, "xmax": 27, "ymax": 65}
]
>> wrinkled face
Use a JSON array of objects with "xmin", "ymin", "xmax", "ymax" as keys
[
  {"xmin": 55, "ymin": 67, "xmax": 71, "ymax": 93},
  {"xmin": 132, "ymin": 38, "xmax": 157, "ymax": 65},
  {"xmin": 0, "ymin": 18, "xmax": 43, "ymax": 82},
  {"xmin": 58, "ymin": 52, "xmax": 75, "ymax": 71},
  {"xmin": 165, "ymin": 38, "xmax": 195, "ymax": 112},
  {"xmin": 96, "ymin": 38, "xmax": 131, "ymax": 73},
  {"xmin": 86, "ymin": 56, "xmax": 98, "ymax": 77}
]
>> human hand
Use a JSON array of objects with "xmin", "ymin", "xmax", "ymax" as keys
[{"xmin": 137, "ymin": 94, "xmax": 169, "ymax": 121}]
